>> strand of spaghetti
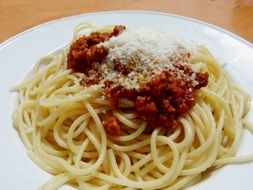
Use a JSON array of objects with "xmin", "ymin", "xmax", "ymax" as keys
[
  {"xmin": 67, "ymin": 114, "xmax": 89, "ymax": 153},
  {"xmin": 29, "ymin": 69, "xmax": 71, "ymax": 96},
  {"xmin": 27, "ymin": 151, "xmax": 60, "ymax": 174},
  {"xmin": 181, "ymin": 133, "xmax": 219, "ymax": 175},
  {"xmin": 243, "ymin": 119, "xmax": 253, "ymax": 132},
  {"xmin": 17, "ymin": 101, "xmax": 34, "ymax": 149},
  {"xmin": 37, "ymin": 103, "xmax": 85, "ymax": 127},
  {"xmin": 73, "ymin": 120, "xmax": 89, "ymax": 138},
  {"xmin": 151, "ymin": 128, "xmax": 170, "ymax": 173},
  {"xmin": 113, "ymin": 111, "xmax": 140, "ymax": 129},
  {"xmin": 183, "ymin": 109, "xmax": 215, "ymax": 159},
  {"xmin": 161, "ymin": 151, "xmax": 188, "ymax": 188},
  {"xmin": 192, "ymin": 102, "xmax": 210, "ymax": 137},
  {"xmin": 191, "ymin": 54, "xmax": 221, "ymax": 79},
  {"xmin": 35, "ymin": 116, "xmax": 106, "ymax": 176},
  {"xmin": 39, "ymin": 172, "xmax": 74, "ymax": 190},
  {"xmin": 74, "ymin": 138, "xmax": 89, "ymax": 168},
  {"xmin": 117, "ymin": 152, "xmax": 131, "ymax": 176},
  {"xmin": 78, "ymin": 179, "xmax": 111, "ymax": 190},
  {"xmin": 213, "ymin": 154, "xmax": 253, "ymax": 166},
  {"xmin": 130, "ymin": 153, "xmax": 164, "ymax": 172},
  {"xmin": 110, "ymin": 121, "xmax": 146, "ymax": 141},
  {"xmin": 168, "ymin": 127, "xmax": 182, "ymax": 141},
  {"xmin": 53, "ymin": 111, "xmax": 85, "ymax": 149},
  {"xmin": 107, "ymin": 139, "xmax": 151, "ymax": 152},
  {"xmin": 34, "ymin": 130, "xmax": 68, "ymax": 169},
  {"xmin": 108, "ymin": 149, "xmax": 129, "ymax": 178},
  {"xmin": 140, "ymin": 147, "xmax": 175, "ymax": 176},
  {"xmin": 93, "ymin": 137, "xmax": 179, "ymax": 188},
  {"xmin": 174, "ymin": 116, "xmax": 195, "ymax": 151},
  {"xmin": 166, "ymin": 175, "xmax": 201, "ymax": 190},
  {"xmin": 83, "ymin": 127, "xmax": 101, "ymax": 151},
  {"xmin": 201, "ymin": 88, "xmax": 234, "ymax": 138},
  {"xmin": 39, "ymin": 94, "xmax": 94, "ymax": 107}
]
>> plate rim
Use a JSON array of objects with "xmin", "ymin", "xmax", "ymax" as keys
[
  {"xmin": 0, "ymin": 10, "xmax": 252, "ymax": 50},
  {"xmin": 1, "ymin": 9, "xmax": 253, "ymax": 190}
]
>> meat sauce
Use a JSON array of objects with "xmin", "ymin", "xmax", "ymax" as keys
[
  {"xmin": 67, "ymin": 25, "xmax": 126, "ymax": 85},
  {"xmin": 105, "ymin": 68, "xmax": 208, "ymax": 131},
  {"xmin": 103, "ymin": 116, "xmax": 121, "ymax": 135},
  {"xmin": 67, "ymin": 26, "xmax": 209, "ymax": 135}
]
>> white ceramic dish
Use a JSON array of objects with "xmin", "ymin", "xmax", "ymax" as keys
[{"xmin": 0, "ymin": 11, "xmax": 252, "ymax": 190}]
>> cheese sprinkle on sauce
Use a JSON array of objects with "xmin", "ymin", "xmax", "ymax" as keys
[
  {"xmin": 99, "ymin": 28, "xmax": 195, "ymax": 89},
  {"xmin": 67, "ymin": 26, "xmax": 209, "ymax": 135}
]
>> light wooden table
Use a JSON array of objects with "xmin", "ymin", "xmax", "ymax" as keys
[{"xmin": 0, "ymin": 0, "xmax": 253, "ymax": 43}]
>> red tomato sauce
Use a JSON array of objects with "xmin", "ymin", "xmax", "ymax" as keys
[{"xmin": 67, "ymin": 26, "xmax": 209, "ymax": 135}]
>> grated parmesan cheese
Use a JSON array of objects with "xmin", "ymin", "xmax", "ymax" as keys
[{"xmin": 97, "ymin": 28, "xmax": 198, "ymax": 89}]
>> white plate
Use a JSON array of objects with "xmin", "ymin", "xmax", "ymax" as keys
[{"xmin": 0, "ymin": 11, "xmax": 252, "ymax": 190}]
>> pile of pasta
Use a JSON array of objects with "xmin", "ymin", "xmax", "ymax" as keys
[{"xmin": 12, "ymin": 24, "xmax": 253, "ymax": 190}]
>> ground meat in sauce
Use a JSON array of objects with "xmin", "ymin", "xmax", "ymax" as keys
[
  {"xmin": 137, "ymin": 69, "xmax": 206, "ymax": 128},
  {"xmin": 104, "ymin": 82, "xmax": 138, "ymax": 106},
  {"xmin": 67, "ymin": 25, "xmax": 126, "ymax": 85},
  {"xmin": 113, "ymin": 58, "xmax": 132, "ymax": 75},
  {"xmin": 103, "ymin": 116, "xmax": 121, "ymax": 135},
  {"xmin": 67, "ymin": 25, "xmax": 209, "ymax": 135},
  {"xmin": 67, "ymin": 33, "xmax": 109, "ymax": 73},
  {"xmin": 106, "ymin": 67, "xmax": 208, "ymax": 131}
]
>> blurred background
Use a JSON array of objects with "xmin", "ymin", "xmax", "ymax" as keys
[{"xmin": 0, "ymin": 0, "xmax": 253, "ymax": 42}]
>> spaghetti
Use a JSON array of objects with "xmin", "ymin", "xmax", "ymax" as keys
[{"xmin": 12, "ymin": 23, "xmax": 253, "ymax": 190}]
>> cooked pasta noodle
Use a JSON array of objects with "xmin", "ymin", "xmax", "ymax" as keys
[{"xmin": 11, "ymin": 23, "xmax": 253, "ymax": 190}]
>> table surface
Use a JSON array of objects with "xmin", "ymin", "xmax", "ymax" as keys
[{"xmin": 0, "ymin": 0, "xmax": 253, "ymax": 43}]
